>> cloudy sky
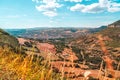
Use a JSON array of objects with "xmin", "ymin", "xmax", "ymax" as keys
[{"xmin": 0, "ymin": 0, "xmax": 120, "ymax": 29}]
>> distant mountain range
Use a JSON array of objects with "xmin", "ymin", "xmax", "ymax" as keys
[
  {"xmin": 5, "ymin": 28, "xmax": 88, "ymax": 39},
  {"xmin": 3, "ymin": 20, "xmax": 119, "ymax": 40},
  {"xmin": 5, "ymin": 26, "xmax": 108, "ymax": 39}
]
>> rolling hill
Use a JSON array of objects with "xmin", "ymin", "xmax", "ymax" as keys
[{"xmin": 0, "ymin": 28, "xmax": 19, "ymax": 49}]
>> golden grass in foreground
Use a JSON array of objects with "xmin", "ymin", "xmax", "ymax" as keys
[
  {"xmin": 0, "ymin": 47, "xmax": 60, "ymax": 80},
  {"xmin": 0, "ymin": 44, "xmax": 120, "ymax": 80}
]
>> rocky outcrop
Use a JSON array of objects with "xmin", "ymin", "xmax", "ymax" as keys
[{"xmin": 108, "ymin": 20, "xmax": 120, "ymax": 28}]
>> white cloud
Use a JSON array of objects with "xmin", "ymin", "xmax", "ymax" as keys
[
  {"xmin": 70, "ymin": 3, "xmax": 106, "ymax": 13},
  {"xmin": 43, "ymin": 11, "xmax": 57, "ymax": 17},
  {"xmin": 42, "ymin": 0, "xmax": 56, "ymax": 3},
  {"xmin": 33, "ymin": 0, "xmax": 120, "ymax": 15},
  {"xmin": 83, "ymin": 3, "xmax": 106, "ymax": 13},
  {"xmin": 70, "ymin": 4, "xmax": 85, "ymax": 11},
  {"xmin": 99, "ymin": 0, "xmax": 109, "ymax": 7},
  {"xmin": 65, "ymin": 0, "xmax": 82, "ymax": 2},
  {"xmin": 70, "ymin": 0, "xmax": 120, "ymax": 13},
  {"xmin": 33, "ymin": 0, "xmax": 63, "ymax": 17},
  {"xmin": 36, "ymin": 2, "xmax": 62, "ymax": 11},
  {"xmin": 107, "ymin": 2, "xmax": 120, "ymax": 12}
]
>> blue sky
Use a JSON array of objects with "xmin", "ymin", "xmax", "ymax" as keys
[{"xmin": 0, "ymin": 0, "xmax": 120, "ymax": 29}]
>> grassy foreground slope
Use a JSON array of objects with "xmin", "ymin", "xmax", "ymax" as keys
[
  {"xmin": 0, "ymin": 47, "xmax": 60, "ymax": 80},
  {"xmin": 0, "ymin": 29, "xmax": 60, "ymax": 80}
]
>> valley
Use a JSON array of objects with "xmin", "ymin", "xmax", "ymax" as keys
[{"xmin": 0, "ymin": 20, "xmax": 120, "ymax": 80}]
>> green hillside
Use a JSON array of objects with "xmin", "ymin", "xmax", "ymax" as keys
[{"xmin": 0, "ymin": 28, "xmax": 19, "ymax": 49}]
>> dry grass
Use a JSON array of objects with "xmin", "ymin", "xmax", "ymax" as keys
[{"xmin": 0, "ymin": 47, "xmax": 60, "ymax": 80}]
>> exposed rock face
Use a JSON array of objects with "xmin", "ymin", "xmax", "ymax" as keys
[
  {"xmin": 17, "ymin": 38, "xmax": 30, "ymax": 45},
  {"xmin": 0, "ymin": 28, "xmax": 19, "ymax": 49},
  {"xmin": 36, "ymin": 43, "xmax": 56, "ymax": 54},
  {"xmin": 108, "ymin": 20, "xmax": 120, "ymax": 28}
]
